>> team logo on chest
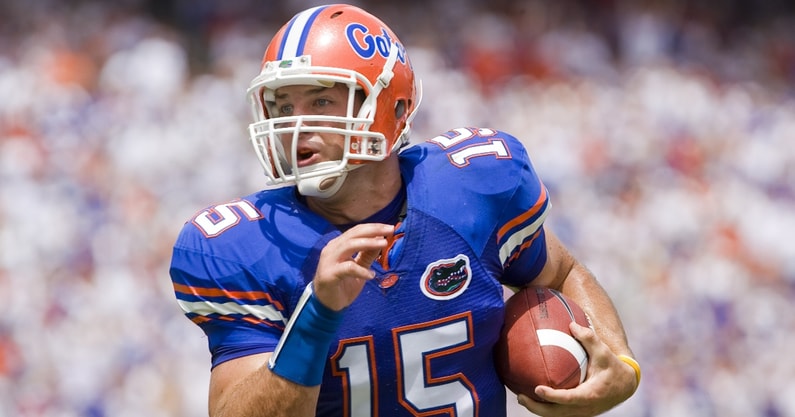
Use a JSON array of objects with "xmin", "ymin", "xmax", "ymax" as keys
[{"xmin": 420, "ymin": 254, "xmax": 472, "ymax": 300}]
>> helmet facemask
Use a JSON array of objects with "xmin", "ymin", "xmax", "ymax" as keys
[{"xmin": 247, "ymin": 53, "xmax": 402, "ymax": 198}]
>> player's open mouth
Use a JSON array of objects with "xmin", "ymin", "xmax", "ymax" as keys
[
  {"xmin": 296, "ymin": 148, "xmax": 318, "ymax": 167},
  {"xmin": 298, "ymin": 149, "xmax": 313, "ymax": 160}
]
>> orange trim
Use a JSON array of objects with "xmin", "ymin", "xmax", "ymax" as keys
[
  {"xmin": 496, "ymin": 184, "xmax": 547, "ymax": 241},
  {"xmin": 391, "ymin": 312, "xmax": 480, "ymax": 417},
  {"xmin": 241, "ymin": 316, "xmax": 285, "ymax": 330},
  {"xmin": 190, "ymin": 312, "xmax": 284, "ymax": 330},
  {"xmin": 330, "ymin": 336, "xmax": 379, "ymax": 416},
  {"xmin": 504, "ymin": 229, "xmax": 543, "ymax": 265},
  {"xmin": 190, "ymin": 316, "xmax": 211, "ymax": 324},
  {"xmin": 173, "ymin": 282, "xmax": 285, "ymax": 311},
  {"xmin": 379, "ymin": 222, "xmax": 404, "ymax": 270}
]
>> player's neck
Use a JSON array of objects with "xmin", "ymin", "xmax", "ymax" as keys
[{"xmin": 306, "ymin": 156, "xmax": 402, "ymax": 226}]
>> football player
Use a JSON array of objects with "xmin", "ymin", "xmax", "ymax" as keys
[{"xmin": 170, "ymin": 4, "xmax": 639, "ymax": 416}]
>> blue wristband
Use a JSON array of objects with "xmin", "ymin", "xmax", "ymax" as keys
[{"xmin": 268, "ymin": 284, "xmax": 344, "ymax": 386}]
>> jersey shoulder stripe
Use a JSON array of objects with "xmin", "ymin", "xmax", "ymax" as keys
[
  {"xmin": 179, "ymin": 300, "xmax": 287, "ymax": 328},
  {"xmin": 497, "ymin": 184, "xmax": 550, "ymax": 266},
  {"xmin": 172, "ymin": 282, "xmax": 289, "ymax": 329},
  {"xmin": 173, "ymin": 282, "xmax": 286, "ymax": 310},
  {"xmin": 497, "ymin": 184, "xmax": 548, "ymax": 241}
]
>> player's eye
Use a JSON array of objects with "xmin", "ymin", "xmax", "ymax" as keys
[{"xmin": 277, "ymin": 103, "xmax": 294, "ymax": 116}]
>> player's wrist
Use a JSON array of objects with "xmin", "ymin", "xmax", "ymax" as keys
[
  {"xmin": 268, "ymin": 284, "xmax": 345, "ymax": 386},
  {"xmin": 616, "ymin": 354, "xmax": 641, "ymax": 391}
]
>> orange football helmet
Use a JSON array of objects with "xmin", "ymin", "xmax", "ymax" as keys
[{"xmin": 247, "ymin": 4, "xmax": 420, "ymax": 197}]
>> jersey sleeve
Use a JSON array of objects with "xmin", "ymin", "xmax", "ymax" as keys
[
  {"xmin": 493, "ymin": 154, "xmax": 550, "ymax": 287},
  {"xmin": 476, "ymin": 130, "xmax": 550, "ymax": 287},
  {"xmin": 170, "ymin": 254, "xmax": 285, "ymax": 367},
  {"xmin": 169, "ymin": 207, "xmax": 290, "ymax": 368},
  {"xmin": 170, "ymin": 191, "xmax": 337, "ymax": 369}
]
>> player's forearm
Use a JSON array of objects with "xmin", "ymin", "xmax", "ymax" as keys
[
  {"xmin": 211, "ymin": 361, "xmax": 320, "ymax": 417},
  {"xmin": 535, "ymin": 230, "xmax": 633, "ymax": 357},
  {"xmin": 560, "ymin": 262, "xmax": 633, "ymax": 357},
  {"xmin": 562, "ymin": 263, "xmax": 641, "ymax": 407}
]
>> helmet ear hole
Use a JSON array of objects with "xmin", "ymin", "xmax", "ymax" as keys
[{"xmin": 395, "ymin": 100, "xmax": 406, "ymax": 119}]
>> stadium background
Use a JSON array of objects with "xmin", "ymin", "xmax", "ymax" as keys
[{"xmin": 1, "ymin": 0, "xmax": 794, "ymax": 415}]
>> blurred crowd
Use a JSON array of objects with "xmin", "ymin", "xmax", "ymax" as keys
[{"xmin": 1, "ymin": 0, "xmax": 794, "ymax": 416}]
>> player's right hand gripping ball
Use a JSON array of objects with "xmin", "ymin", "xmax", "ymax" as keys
[{"xmin": 494, "ymin": 286, "xmax": 591, "ymax": 402}]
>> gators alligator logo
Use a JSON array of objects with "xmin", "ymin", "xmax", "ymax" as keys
[{"xmin": 420, "ymin": 254, "xmax": 472, "ymax": 300}]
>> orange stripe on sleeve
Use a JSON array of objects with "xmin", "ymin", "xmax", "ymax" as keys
[
  {"xmin": 496, "ymin": 184, "xmax": 547, "ymax": 241},
  {"xmin": 173, "ymin": 282, "xmax": 285, "ymax": 311},
  {"xmin": 190, "ymin": 316, "xmax": 211, "ymax": 325},
  {"xmin": 504, "ymin": 229, "xmax": 543, "ymax": 265},
  {"xmin": 190, "ymin": 313, "xmax": 285, "ymax": 330}
]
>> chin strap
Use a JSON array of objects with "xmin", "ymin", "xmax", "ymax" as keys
[
  {"xmin": 297, "ymin": 170, "xmax": 347, "ymax": 198},
  {"xmin": 296, "ymin": 162, "xmax": 364, "ymax": 198}
]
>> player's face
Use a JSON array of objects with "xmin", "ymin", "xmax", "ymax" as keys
[{"xmin": 271, "ymin": 83, "xmax": 360, "ymax": 168}]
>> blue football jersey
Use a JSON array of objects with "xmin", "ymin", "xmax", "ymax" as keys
[{"xmin": 170, "ymin": 127, "xmax": 551, "ymax": 416}]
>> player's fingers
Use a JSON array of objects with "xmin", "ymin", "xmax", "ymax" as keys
[
  {"xmin": 323, "ymin": 243, "xmax": 384, "ymax": 280},
  {"xmin": 321, "ymin": 224, "xmax": 394, "ymax": 278},
  {"xmin": 516, "ymin": 393, "xmax": 548, "ymax": 413},
  {"xmin": 570, "ymin": 320, "xmax": 596, "ymax": 342},
  {"xmin": 355, "ymin": 247, "xmax": 382, "ymax": 269},
  {"xmin": 532, "ymin": 383, "xmax": 579, "ymax": 405},
  {"xmin": 569, "ymin": 321, "xmax": 604, "ymax": 357},
  {"xmin": 322, "ymin": 229, "xmax": 391, "ymax": 266},
  {"xmin": 335, "ymin": 257, "xmax": 377, "ymax": 281},
  {"xmin": 516, "ymin": 391, "xmax": 572, "ymax": 415},
  {"xmin": 344, "ymin": 223, "xmax": 395, "ymax": 239},
  {"xmin": 348, "ymin": 225, "xmax": 393, "ymax": 268},
  {"xmin": 346, "ymin": 235, "xmax": 389, "ymax": 267},
  {"xmin": 570, "ymin": 321, "xmax": 621, "ymax": 386},
  {"xmin": 311, "ymin": 224, "xmax": 394, "ymax": 312},
  {"xmin": 336, "ymin": 224, "xmax": 394, "ymax": 257},
  {"xmin": 529, "ymin": 326, "xmax": 607, "ymax": 407}
]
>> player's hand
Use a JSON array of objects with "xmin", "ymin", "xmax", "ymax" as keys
[
  {"xmin": 516, "ymin": 322, "xmax": 638, "ymax": 416},
  {"xmin": 313, "ymin": 223, "xmax": 394, "ymax": 312}
]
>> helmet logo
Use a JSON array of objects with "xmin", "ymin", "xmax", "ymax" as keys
[{"xmin": 346, "ymin": 23, "xmax": 406, "ymax": 64}]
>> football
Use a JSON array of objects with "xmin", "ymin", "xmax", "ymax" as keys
[{"xmin": 494, "ymin": 286, "xmax": 591, "ymax": 401}]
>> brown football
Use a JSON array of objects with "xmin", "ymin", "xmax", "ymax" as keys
[{"xmin": 494, "ymin": 286, "xmax": 591, "ymax": 401}]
